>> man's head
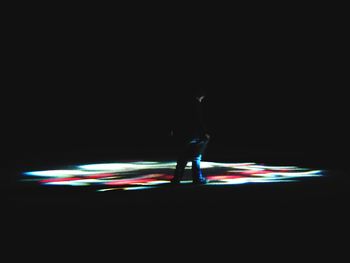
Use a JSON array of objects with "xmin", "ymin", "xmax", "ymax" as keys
[{"xmin": 193, "ymin": 88, "xmax": 207, "ymax": 102}]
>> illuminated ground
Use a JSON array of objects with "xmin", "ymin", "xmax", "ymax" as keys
[
  {"xmin": 22, "ymin": 160, "xmax": 323, "ymax": 191},
  {"xmin": 3, "ymin": 151, "xmax": 349, "ymax": 256},
  {"xmin": 2, "ymin": 145, "xmax": 347, "ymax": 211},
  {"xmin": 7, "ymin": 151, "xmax": 347, "ymax": 209}
]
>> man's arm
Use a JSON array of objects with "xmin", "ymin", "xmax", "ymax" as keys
[{"xmin": 195, "ymin": 101, "xmax": 210, "ymax": 139}]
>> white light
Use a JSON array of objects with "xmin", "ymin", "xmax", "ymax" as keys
[
  {"xmin": 201, "ymin": 162, "xmax": 256, "ymax": 168},
  {"xmin": 78, "ymin": 162, "xmax": 177, "ymax": 172},
  {"xmin": 25, "ymin": 170, "xmax": 97, "ymax": 177},
  {"xmin": 123, "ymin": 186, "xmax": 158, "ymax": 191},
  {"xmin": 249, "ymin": 165, "xmax": 300, "ymax": 170}
]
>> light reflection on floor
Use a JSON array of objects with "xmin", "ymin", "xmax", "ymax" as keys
[{"xmin": 22, "ymin": 161, "xmax": 323, "ymax": 192}]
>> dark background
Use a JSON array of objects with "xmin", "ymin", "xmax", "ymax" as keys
[
  {"xmin": 1, "ymin": 4, "xmax": 349, "ymax": 259},
  {"xmin": 2, "ymin": 4, "xmax": 348, "ymax": 170}
]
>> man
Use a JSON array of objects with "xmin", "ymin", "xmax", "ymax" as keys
[{"xmin": 170, "ymin": 88, "xmax": 210, "ymax": 185}]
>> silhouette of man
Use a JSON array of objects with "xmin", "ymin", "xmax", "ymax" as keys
[{"xmin": 170, "ymin": 88, "xmax": 210, "ymax": 185}]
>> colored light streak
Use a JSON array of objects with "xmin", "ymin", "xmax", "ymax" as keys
[
  {"xmin": 25, "ymin": 170, "xmax": 100, "ymax": 177},
  {"xmin": 78, "ymin": 162, "xmax": 175, "ymax": 171},
  {"xmin": 22, "ymin": 161, "xmax": 323, "ymax": 191}
]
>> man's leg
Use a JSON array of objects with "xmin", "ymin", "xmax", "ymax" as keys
[
  {"xmin": 171, "ymin": 152, "xmax": 189, "ymax": 184},
  {"xmin": 191, "ymin": 139, "xmax": 209, "ymax": 184},
  {"xmin": 192, "ymin": 154, "xmax": 206, "ymax": 183}
]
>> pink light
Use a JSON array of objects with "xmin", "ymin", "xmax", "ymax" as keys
[
  {"xmin": 40, "ymin": 177, "xmax": 80, "ymax": 183},
  {"xmin": 207, "ymin": 175, "xmax": 244, "ymax": 180},
  {"xmin": 154, "ymin": 174, "xmax": 173, "ymax": 180},
  {"xmin": 85, "ymin": 173, "xmax": 115, "ymax": 179},
  {"xmin": 105, "ymin": 178, "xmax": 155, "ymax": 186},
  {"xmin": 239, "ymin": 170, "xmax": 273, "ymax": 175},
  {"xmin": 104, "ymin": 174, "xmax": 172, "ymax": 186}
]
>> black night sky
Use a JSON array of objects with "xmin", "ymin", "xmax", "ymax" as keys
[{"xmin": 3, "ymin": 6, "xmax": 348, "ymax": 170}]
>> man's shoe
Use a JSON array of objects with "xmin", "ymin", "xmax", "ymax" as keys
[
  {"xmin": 170, "ymin": 179, "xmax": 181, "ymax": 185},
  {"xmin": 193, "ymin": 178, "xmax": 208, "ymax": 185}
]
